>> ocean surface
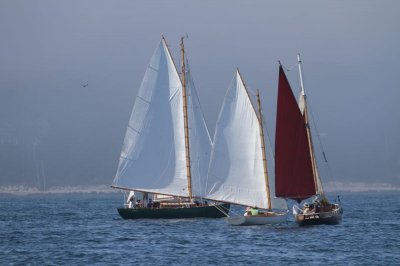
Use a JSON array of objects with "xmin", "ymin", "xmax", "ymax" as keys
[{"xmin": 1, "ymin": 191, "xmax": 399, "ymax": 265}]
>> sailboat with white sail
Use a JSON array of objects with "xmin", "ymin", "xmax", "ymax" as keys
[
  {"xmin": 111, "ymin": 37, "xmax": 229, "ymax": 219},
  {"xmin": 205, "ymin": 70, "xmax": 288, "ymax": 226},
  {"xmin": 275, "ymin": 55, "xmax": 342, "ymax": 226}
]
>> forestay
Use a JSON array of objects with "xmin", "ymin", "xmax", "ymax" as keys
[{"xmin": 206, "ymin": 71, "xmax": 270, "ymax": 209}]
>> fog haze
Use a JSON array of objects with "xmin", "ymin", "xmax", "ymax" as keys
[{"xmin": 0, "ymin": 0, "xmax": 399, "ymax": 189}]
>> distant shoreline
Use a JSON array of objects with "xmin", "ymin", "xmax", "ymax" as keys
[{"xmin": 323, "ymin": 181, "xmax": 400, "ymax": 193}]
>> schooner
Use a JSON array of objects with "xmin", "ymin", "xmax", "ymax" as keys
[{"xmin": 111, "ymin": 37, "xmax": 229, "ymax": 219}]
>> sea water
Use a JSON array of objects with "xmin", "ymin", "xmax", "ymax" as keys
[{"xmin": 1, "ymin": 192, "xmax": 399, "ymax": 265}]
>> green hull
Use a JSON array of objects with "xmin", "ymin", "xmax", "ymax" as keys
[{"xmin": 117, "ymin": 204, "xmax": 230, "ymax": 219}]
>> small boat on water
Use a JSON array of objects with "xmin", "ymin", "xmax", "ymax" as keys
[
  {"xmin": 111, "ymin": 37, "xmax": 229, "ymax": 219},
  {"xmin": 205, "ymin": 70, "xmax": 288, "ymax": 226},
  {"xmin": 227, "ymin": 210, "xmax": 288, "ymax": 226},
  {"xmin": 275, "ymin": 55, "xmax": 343, "ymax": 226}
]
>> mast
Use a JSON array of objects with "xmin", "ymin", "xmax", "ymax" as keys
[
  {"xmin": 180, "ymin": 37, "xmax": 193, "ymax": 199},
  {"xmin": 297, "ymin": 54, "xmax": 324, "ymax": 196},
  {"xmin": 298, "ymin": 54, "xmax": 306, "ymax": 97},
  {"xmin": 256, "ymin": 89, "xmax": 272, "ymax": 210}
]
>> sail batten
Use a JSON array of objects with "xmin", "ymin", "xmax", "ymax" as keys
[{"xmin": 275, "ymin": 66, "xmax": 316, "ymax": 201}]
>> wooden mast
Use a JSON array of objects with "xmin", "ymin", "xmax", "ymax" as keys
[
  {"xmin": 180, "ymin": 37, "xmax": 192, "ymax": 199},
  {"xmin": 297, "ymin": 54, "xmax": 324, "ymax": 196},
  {"xmin": 256, "ymin": 89, "xmax": 272, "ymax": 210}
]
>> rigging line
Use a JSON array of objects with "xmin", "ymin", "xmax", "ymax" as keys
[
  {"xmin": 226, "ymin": 208, "xmax": 242, "ymax": 216},
  {"xmin": 170, "ymin": 35, "xmax": 189, "ymax": 53},
  {"xmin": 246, "ymin": 85, "xmax": 256, "ymax": 96},
  {"xmin": 172, "ymin": 38, "xmax": 188, "ymax": 65},
  {"xmin": 213, "ymin": 204, "xmax": 230, "ymax": 217},
  {"xmin": 170, "ymin": 44, "xmax": 181, "ymax": 67},
  {"xmin": 185, "ymin": 61, "xmax": 212, "ymax": 141},
  {"xmin": 280, "ymin": 62, "xmax": 298, "ymax": 72},
  {"xmin": 307, "ymin": 100, "xmax": 338, "ymax": 192},
  {"xmin": 249, "ymin": 84, "xmax": 275, "ymax": 162},
  {"xmin": 261, "ymin": 113, "xmax": 275, "ymax": 164}
]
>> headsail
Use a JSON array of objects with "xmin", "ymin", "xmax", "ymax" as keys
[
  {"xmin": 185, "ymin": 63, "xmax": 212, "ymax": 198},
  {"xmin": 206, "ymin": 70, "xmax": 269, "ymax": 209},
  {"xmin": 275, "ymin": 66, "xmax": 316, "ymax": 201},
  {"xmin": 112, "ymin": 38, "xmax": 188, "ymax": 197}
]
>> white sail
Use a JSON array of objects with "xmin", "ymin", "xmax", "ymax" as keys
[
  {"xmin": 112, "ymin": 39, "xmax": 189, "ymax": 197},
  {"xmin": 206, "ymin": 71, "xmax": 269, "ymax": 209},
  {"xmin": 185, "ymin": 65, "xmax": 212, "ymax": 197}
]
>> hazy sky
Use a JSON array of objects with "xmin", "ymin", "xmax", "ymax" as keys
[{"xmin": 0, "ymin": 0, "xmax": 399, "ymax": 188}]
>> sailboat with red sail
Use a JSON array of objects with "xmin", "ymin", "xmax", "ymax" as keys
[{"xmin": 275, "ymin": 55, "xmax": 342, "ymax": 226}]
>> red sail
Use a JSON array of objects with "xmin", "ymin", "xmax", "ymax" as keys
[{"xmin": 275, "ymin": 66, "xmax": 316, "ymax": 201}]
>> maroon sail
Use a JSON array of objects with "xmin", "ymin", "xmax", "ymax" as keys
[{"xmin": 275, "ymin": 66, "xmax": 316, "ymax": 201}]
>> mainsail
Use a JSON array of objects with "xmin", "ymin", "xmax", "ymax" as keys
[
  {"xmin": 206, "ymin": 70, "xmax": 270, "ymax": 209},
  {"xmin": 275, "ymin": 65, "xmax": 316, "ymax": 201},
  {"xmin": 112, "ymin": 38, "xmax": 211, "ymax": 198}
]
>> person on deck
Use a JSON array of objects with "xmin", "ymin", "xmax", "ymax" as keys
[
  {"xmin": 303, "ymin": 203, "xmax": 311, "ymax": 214},
  {"xmin": 292, "ymin": 202, "xmax": 301, "ymax": 215},
  {"xmin": 250, "ymin": 207, "xmax": 259, "ymax": 216},
  {"xmin": 244, "ymin": 207, "xmax": 252, "ymax": 216},
  {"xmin": 127, "ymin": 191, "xmax": 135, "ymax": 208},
  {"xmin": 147, "ymin": 198, "xmax": 153, "ymax": 208}
]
